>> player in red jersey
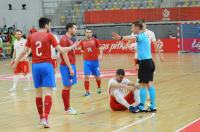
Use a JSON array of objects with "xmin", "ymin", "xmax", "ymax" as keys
[
  {"xmin": 79, "ymin": 28, "xmax": 103, "ymax": 96},
  {"xmin": 12, "ymin": 18, "xmax": 79, "ymax": 128},
  {"xmin": 60, "ymin": 23, "xmax": 80, "ymax": 115}
]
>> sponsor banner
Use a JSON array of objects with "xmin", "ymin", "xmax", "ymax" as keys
[
  {"xmin": 180, "ymin": 38, "xmax": 200, "ymax": 52},
  {"xmin": 75, "ymin": 39, "xmax": 179, "ymax": 54},
  {"xmin": 84, "ymin": 7, "xmax": 200, "ymax": 24}
]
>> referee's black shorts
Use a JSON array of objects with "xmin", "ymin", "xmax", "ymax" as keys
[{"xmin": 138, "ymin": 59, "xmax": 155, "ymax": 83}]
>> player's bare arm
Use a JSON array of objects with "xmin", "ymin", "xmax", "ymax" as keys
[
  {"xmin": 153, "ymin": 41, "xmax": 164, "ymax": 62},
  {"xmin": 110, "ymin": 82, "xmax": 135, "ymax": 90},
  {"xmin": 56, "ymin": 40, "xmax": 80, "ymax": 53},
  {"xmin": 62, "ymin": 52, "xmax": 74, "ymax": 76},
  {"xmin": 112, "ymin": 32, "xmax": 136, "ymax": 42},
  {"xmin": 12, "ymin": 46, "xmax": 29, "ymax": 69},
  {"xmin": 98, "ymin": 46, "xmax": 103, "ymax": 61},
  {"xmin": 11, "ymin": 49, "xmax": 16, "ymax": 65}
]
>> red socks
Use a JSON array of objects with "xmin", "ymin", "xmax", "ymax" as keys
[
  {"xmin": 43, "ymin": 96, "xmax": 52, "ymax": 120},
  {"xmin": 96, "ymin": 79, "xmax": 101, "ymax": 88},
  {"xmin": 84, "ymin": 81, "xmax": 90, "ymax": 93},
  {"xmin": 36, "ymin": 97, "xmax": 43, "ymax": 120},
  {"xmin": 62, "ymin": 89, "xmax": 70, "ymax": 111}
]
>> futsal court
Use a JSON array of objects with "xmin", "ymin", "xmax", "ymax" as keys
[{"xmin": 0, "ymin": 53, "xmax": 200, "ymax": 132}]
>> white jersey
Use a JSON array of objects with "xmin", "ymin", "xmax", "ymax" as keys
[
  {"xmin": 14, "ymin": 38, "xmax": 28, "ymax": 61},
  {"xmin": 108, "ymin": 78, "xmax": 130, "ymax": 97},
  {"xmin": 145, "ymin": 29, "xmax": 156, "ymax": 43},
  {"xmin": 51, "ymin": 35, "xmax": 59, "ymax": 59}
]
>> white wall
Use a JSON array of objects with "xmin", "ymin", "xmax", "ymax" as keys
[{"xmin": 0, "ymin": 0, "xmax": 43, "ymax": 33}]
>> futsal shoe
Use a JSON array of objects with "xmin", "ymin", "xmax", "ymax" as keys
[
  {"xmin": 136, "ymin": 103, "xmax": 147, "ymax": 113},
  {"xmin": 24, "ymin": 86, "xmax": 30, "ymax": 91},
  {"xmin": 146, "ymin": 107, "xmax": 157, "ymax": 113},
  {"xmin": 97, "ymin": 88, "xmax": 102, "ymax": 94},
  {"xmin": 64, "ymin": 107, "xmax": 77, "ymax": 115},
  {"xmin": 84, "ymin": 92, "xmax": 90, "ymax": 96},
  {"xmin": 42, "ymin": 119, "xmax": 50, "ymax": 128},
  {"xmin": 8, "ymin": 88, "xmax": 16, "ymax": 93},
  {"xmin": 128, "ymin": 106, "xmax": 138, "ymax": 113}
]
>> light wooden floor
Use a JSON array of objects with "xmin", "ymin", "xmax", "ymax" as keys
[{"xmin": 0, "ymin": 53, "xmax": 200, "ymax": 132}]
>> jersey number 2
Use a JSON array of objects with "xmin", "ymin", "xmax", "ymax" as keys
[{"xmin": 36, "ymin": 41, "xmax": 42, "ymax": 56}]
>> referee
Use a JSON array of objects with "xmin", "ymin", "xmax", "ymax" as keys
[{"xmin": 112, "ymin": 20, "xmax": 157, "ymax": 112}]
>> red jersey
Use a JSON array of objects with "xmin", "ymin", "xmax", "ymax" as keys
[
  {"xmin": 60, "ymin": 35, "xmax": 76, "ymax": 65},
  {"xmin": 80, "ymin": 38, "xmax": 101, "ymax": 60},
  {"xmin": 25, "ymin": 32, "xmax": 58, "ymax": 64}
]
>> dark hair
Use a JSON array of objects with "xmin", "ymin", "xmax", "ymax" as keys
[
  {"xmin": 116, "ymin": 69, "xmax": 125, "ymax": 76},
  {"xmin": 66, "ymin": 23, "xmax": 76, "ymax": 32},
  {"xmin": 16, "ymin": 29, "xmax": 22, "ymax": 33},
  {"xmin": 85, "ymin": 28, "xmax": 92, "ymax": 32},
  {"xmin": 39, "ymin": 17, "xmax": 51, "ymax": 28},
  {"xmin": 137, "ymin": 19, "xmax": 145, "ymax": 23},
  {"xmin": 132, "ymin": 20, "xmax": 144, "ymax": 30}
]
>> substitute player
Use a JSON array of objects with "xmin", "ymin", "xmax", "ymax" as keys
[
  {"xmin": 9, "ymin": 30, "xmax": 31, "ymax": 93},
  {"xmin": 112, "ymin": 20, "xmax": 157, "ymax": 112},
  {"xmin": 108, "ymin": 69, "xmax": 139, "ymax": 113},
  {"xmin": 60, "ymin": 23, "xmax": 80, "ymax": 115},
  {"xmin": 80, "ymin": 28, "xmax": 103, "ymax": 96},
  {"xmin": 12, "ymin": 18, "xmax": 79, "ymax": 128}
]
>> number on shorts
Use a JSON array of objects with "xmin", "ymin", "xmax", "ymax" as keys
[
  {"xmin": 87, "ymin": 47, "xmax": 92, "ymax": 52},
  {"xmin": 36, "ymin": 41, "xmax": 42, "ymax": 56}
]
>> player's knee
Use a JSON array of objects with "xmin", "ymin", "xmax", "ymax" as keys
[
  {"xmin": 139, "ymin": 83, "xmax": 145, "ymax": 88},
  {"xmin": 147, "ymin": 81, "xmax": 153, "ymax": 88},
  {"xmin": 63, "ymin": 86, "xmax": 71, "ymax": 90},
  {"xmin": 84, "ymin": 76, "xmax": 89, "ymax": 80}
]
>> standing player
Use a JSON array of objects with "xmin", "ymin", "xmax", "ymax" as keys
[
  {"xmin": 112, "ymin": 20, "xmax": 157, "ymax": 112},
  {"xmin": 9, "ymin": 30, "xmax": 31, "ymax": 93},
  {"xmin": 12, "ymin": 18, "xmax": 79, "ymax": 128},
  {"xmin": 60, "ymin": 23, "xmax": 79, "ymax": 115},
  {"xmin": 108, "ymin": 69, "xmax": 139, "ymax": 113},
  {"xmin": 79, "ymin": 28, "xmax": 103, "ymax": 96}
]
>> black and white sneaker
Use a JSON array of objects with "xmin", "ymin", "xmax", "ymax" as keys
[
  {"xmin": 146, "ymin": 107, "xmax": 157, "ymax": 113},
  {"xmin": 136, "ymin": 103, "xmax": 147, "ymax": 113}
]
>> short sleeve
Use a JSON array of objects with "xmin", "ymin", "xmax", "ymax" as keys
[
  {"xmin": 49, "ymin": 33, "xmax": 58, "ymax": 48},
  {"xmin": 123, "ymin": 78, "xmax": 130, "ymax": 84},
  {"xmin": 13, "ymin": 40, "xmax": 17, "ymax": 49},
  {"xmin": 108, "ymin": 78, "xmax": 116, "ymax": 89},
  {"xmin": 25, "ymin": 35, "xmax": 31, "ymax": 48},
  {"xmin": 151, "ymin": 32, "xmax": 156, "ymax": 42},
  {"xmin": 95, "ymin": 39, "xmax": 101, "ymax": 48},
  {"xmin": 60, "ymin": 37, "xmax": 70, "ymax": 48}
]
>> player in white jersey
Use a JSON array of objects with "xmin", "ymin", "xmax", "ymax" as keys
[
  {"xmin": 108, "ymin": 69, "xmax": 140, "ymax": 113},
  {"xmin": 9, "ymin": 30, "xmax": 31, "ymax": 92}
]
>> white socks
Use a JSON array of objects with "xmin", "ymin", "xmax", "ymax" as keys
[
  {"xmin": 113, "ymin": 90, "xmax": 130, "ymax": 109},
  {"xmin": 134, "ymin": 89, "xmax": 140, "ymax": 106},
  {"xmin": 13, "ymin": 75, "xmax": 19, "ymax": 90},
  {"xmin": 25, "ymin": 74, "xmax": 31, "ymax": 88}
]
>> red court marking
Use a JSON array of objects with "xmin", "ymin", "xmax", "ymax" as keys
[
  {"xmin": 177, "ymin": 118, "xmax": 200, "ymax": 132},
  {"xmin": 0, "ymin": 69, "xmax": 137, "ymax": 81}
]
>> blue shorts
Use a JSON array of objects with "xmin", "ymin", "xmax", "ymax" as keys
[
  {"xmin": 32, "ymin": 62, "xmax": 56, "ymax": 88},
  {"xmin": 84, "ymin": 60, "xmax": 100, "ymax": 77},
  {"xmin": 60, "ymin": 64, "xmax": 77, "ymax": 87}
]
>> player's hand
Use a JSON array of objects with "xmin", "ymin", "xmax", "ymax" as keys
[
  {"xmin": 10, "ymin": 59, "xmax": 15, "ymax": 66},
  {"xmin": 159, "ymin": 55, "xmax": 164, "ymax": 62},
  {"xmin": 11, "ymin": 62, "xmax": 17, "ymax": 72},
  {"xmin": 69, "ymin": 67, "xmax": 75, "ymax": 76},
  {"xmin": 112, "ymin": 32, "xmax": 121, "ymax": 40}
]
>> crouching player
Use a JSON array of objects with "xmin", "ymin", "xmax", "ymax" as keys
[{"xmin": 108, "ymin": 69, "xmax": 140, "ymax": 113}]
